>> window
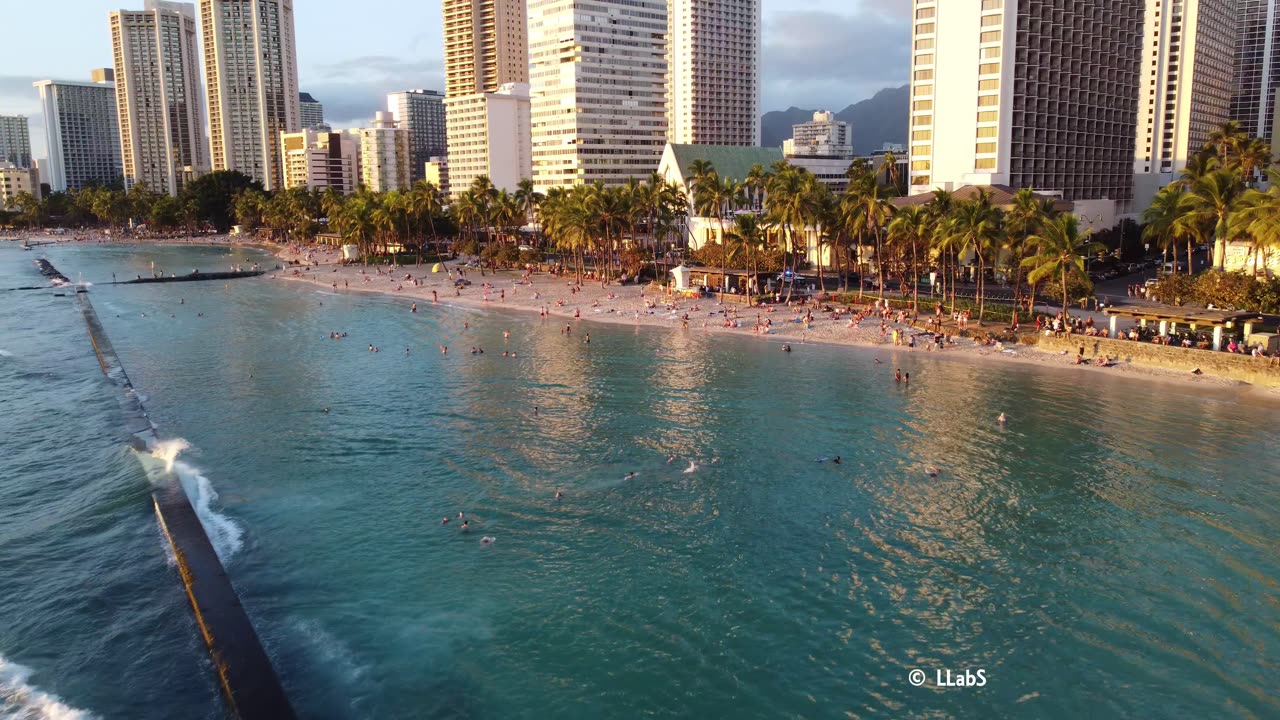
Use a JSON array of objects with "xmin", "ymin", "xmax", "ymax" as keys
[
  {"xmin": 912, "ymin": 129, "xmax": 932, "ymax": 141},
  {"xmin": 975, "ymin": 142, "xmax": 998, "ymax": 154},
  {"xmin": 977, "ymin": 95, "xmax": 998, "ymax": 107},
  {"xmin": 914, "ymin": 145, "xmax": 932, "ymax": 156},
  {"xmin": 913, "ymin": 99, "xmax": 933, "ymax": 111},
  {"xmin": 981, "ymin": 14, "xmax": 1001, "ymax": 26},
  {"xmin": 979, "ymin": 63, "xmax": 1000, "ymax": 75},
  {"xmin": 912, "ymin": 175, "xmax": 931, "ymax": 185},
  {"xmin": 912, "ymin": 160, "xmax": 931, "ymax": 171},
  {"xmin": 916, "ymin": 22, "xmax": 936, "ymax": 34},
  {"xmin": 975, "ymin": 158, "xmax": 997, "ymax": 169},
  {"xmin": 976, "ymin": 126, "xmax": 998, "ymax": 137},
  {"xmin": 978, "ymin": 79, "xmax": 1000, "ymax": 91},
  {"xmin": 980, "ymin": 47, "xmax": 1001, "ymax": 59},
  {"xmin": 977, "ymin": 111, "xmax": 998, "ymax": 122},
  {"xmin": 981, "ymin": 0, "xmax": 1003, "ymax": 8},
  {"xmin": 915, "ymin": 69, "xmax": 934, "ymax": 81},
  {"xmin": 916, "ymin": 53, "xmax": 935, "ymax": 65},
  {"xmin": 915, "ymin": 38, "xmax": 934, "ymax": 50},
  {"xmin": 916, "ymin": 7, "xmax": 935, "ymax": 19},
  {"xmin": 913, "ymin": 115, "xmax": 932, "ymax": 127},
  {"xmin": 913, "ymin": 84, "xmax": 933, "ymax": 97},
  {"xmin": 980, "ymin": 30, "xmax": 1001, "ymax": 43}
]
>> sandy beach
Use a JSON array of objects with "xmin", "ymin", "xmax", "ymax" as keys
[{"xmin": 263, "ymin": 242, "xmax": 1280, "ymax": 400}]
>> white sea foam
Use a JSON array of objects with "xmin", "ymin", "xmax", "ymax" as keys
[
  {"xmin": 0, "ymin": 350, "xmax": 12, "ymax": 358},
  {"xmin": 145, "ymin": 439, "xmax": 243, "ymax": 562},
  {"xmin": 0, "ymin": 655, "xmax": 97, "ymax": 720}
]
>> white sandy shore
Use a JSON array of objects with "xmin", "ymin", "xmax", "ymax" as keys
[{"xmin": 266, "ymin": 243, "xmax": 1279, "ymax": 401}]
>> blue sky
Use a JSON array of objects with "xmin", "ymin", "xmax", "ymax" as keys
[{"xmin": 3, "ymin": 0, "xmax": 910, "ymax": 163}]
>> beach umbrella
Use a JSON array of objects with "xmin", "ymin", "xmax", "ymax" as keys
[{"xmin": 431, "ymin": 263, "xmax": 444, "ymax": 273}]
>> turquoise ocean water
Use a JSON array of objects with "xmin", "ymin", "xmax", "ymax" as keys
[{"xmin": 2, "ymin": 243, "xmax": 1279, "ymax": 719}]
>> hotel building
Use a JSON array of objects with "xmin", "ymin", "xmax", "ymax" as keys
[
  {"xmin": 109, "ymin": 0, "xmax": 207, "ymax": 195},
  {"xmin": 908, "ymin": 0, "xmax": 1144, "ymax": 213},
  {"xmin": 442, "ymin": 0, "xmax": 529, "ymax": 194},
  {"xmin": 33, "ymin": 73, "xmax": 123, "ymax": 191},
  {"xmin": 1133, "ymin": 0, "xmax": 1237, "ymax": 210},
  {"xmin": 528, "ymin": 0, "xmax": 669, "ymax": 190},
  {"xmin": 199, "ymin": 0, "xmax": 300, "ymax": 190},
  {"xmin": 299, "ymin": 92, "xmax": 326, "ymax": 131},
  {"xmin": 666, "ymin": 0, "xmax": 761, "ymax": 146},
  {"xmin": 387, "ymin": 89, "xmax": 447, "ymax": 185},
  {"xmin": 0, "ymin": 116, "xmax": 32, "ymax": 168},
  {"xmin": 280, "ymin": 128, "xmax": 361, "ymax": 194},
  {"xmin": 1229, "ymin": 0, "xmax": 1280, "ymax": 148},
  {"xmin": 359, "ymin": 111, "xmax": 412, "ymax": 192}
]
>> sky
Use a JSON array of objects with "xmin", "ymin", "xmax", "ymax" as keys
[{"xmin": 2, "ymin": 0, "xmax": 911, "ymax": 164}]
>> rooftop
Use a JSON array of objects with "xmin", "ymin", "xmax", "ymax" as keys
[
  {"xmin": 666, "ymin": 144, "xmax": 783, "ymax": 184},
  {"xmin": 893, "ymin": 185, "xmax": 1073, "ymax": 213}
]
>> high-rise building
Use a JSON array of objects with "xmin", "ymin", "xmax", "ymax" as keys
[
  {"xmin": 1230, "ymin": 0, "xmax": 1280, "ymax": 147},
  {"xmin": 442, "ymin": 0, "xmax": 528, "ymax": 194},
  {"xmin": 666, "ymin": 0, "xmax": 760, "ymax": 146},
  {"xmin": 1134, "ymin": 0, "xmax": 1237, "ymax": 209},
  {"xmin": 0, "ymin": 162, "xmax": 41, "ymax": 209},
  {"xmin": 280, "ymin": 128, "xmax": 361, "ymax": 194},
  {"xmin": 529, "ymin": 0, "xmax": 668, "ymax": 191},
  {"xmin": 109, "ymin": 0, "xmax": 207, "ymax": 196},
  {"xmin": 299, "ymin": 92, "xmax": 327, "ymax": 131},
  {"xmin": 200, "ymin": 0, "xmax": 300, "ymax": 190},
  {"xmin": 359, "ymin": 111, "xmax": 412, "ymax": 192},
  {"xmin": 908, "ymin": 0, "xmax": 1143, "ymax": 206},
  {"xmin": 446, "ymin": 83, "xmax": 531, "ymax": 194},
  {"xmin": 784, "ymin": 111, "xmax": 852, "ymax": 158},
  {"xmin": 33, "ymin": 74, "xmax": 123, "ymax": 191},
  {"xmin": 0, "ymin": 116, "xmax": 32, "ymax": 168},
  {"xmin": 387, "ymin": 89, "xmax": 447, "ymax": 185}
]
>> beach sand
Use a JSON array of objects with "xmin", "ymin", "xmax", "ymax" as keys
[{"xmin": 266, "ymin": 243, "xmax": 1279, "ymax": 401}]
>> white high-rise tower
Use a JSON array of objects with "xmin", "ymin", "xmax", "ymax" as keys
[
  {"xmin": 666, "ymin": 0, "xmax": 761, "ymax": 146},
  {"xmin": 1133, "ymin": 0, "xmax": 1237, "ymax": 209},
  {"xmin": 110, "ymin": 0, "xmax": 207, "ymax": 195},
  {"xmin": 908, "ymin": 0, "xmax": 1143, "ymax": 206},
  {"xmin": 528, "ymin": 0, "xmax": 668, "ymax": 191},
  {"xmin": 199, "ymin": 0, "xmax": 300, "ymax": 190}
]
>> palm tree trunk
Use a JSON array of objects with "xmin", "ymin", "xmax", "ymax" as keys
[{"xmin": 1061, "ymin": 265, "xmax": 1069, "ymax": 320}]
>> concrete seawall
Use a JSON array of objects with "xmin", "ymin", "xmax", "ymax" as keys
[
  {"xmin": 1031, "ymin": 333, "xmax": 1280, "ymax": 387},
  {"xmin": 73, "ymin": 290, "xmax": 296, "ymax": 720}
]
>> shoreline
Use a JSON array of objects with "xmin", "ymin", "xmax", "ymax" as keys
[{"xmin": 262, "ymin": 244, "xmax": 1280, "ymax": 403}]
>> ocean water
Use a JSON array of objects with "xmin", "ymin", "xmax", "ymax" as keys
[{"xmin": 2, "ymin": 243, "xmax": 1279, "ymax": 719}]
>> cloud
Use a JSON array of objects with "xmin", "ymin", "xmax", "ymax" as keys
[
  {"xmin": 761, "ymin": 1, "xmax": 912, "ymax": 111},
  {"xmin": 301, "ymin": 56, "xmax": 444, "ymax": 130}
]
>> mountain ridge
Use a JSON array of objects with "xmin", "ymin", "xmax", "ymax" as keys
[{"xmin": 760, "ymin": 85, "xmax": 909, "ymax": 155}]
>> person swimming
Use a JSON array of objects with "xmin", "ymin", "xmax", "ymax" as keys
[
  {"xmin": 833, "ymin": 456, "xmax": 841, "ymax": 464},
  {"xmin": 925, "ymin": 465, "xmax": 939, "ymax": 477},
  {"xmin": 458, "ymin": 511, "xmax": 465, "ymax": 519},
  {"xmin": 998, "ymin": 412, "xmax": 1007, "ymax": 424},
  {"xmin": 460, "ymin": 520, "xmax": 470, "ymax": 532},
  {"xmin": 480, "ymin": 536, "xmax": 495, "ymax": 545},
  {"xmin": 555, "ymin": 490, "xmax": 562, "ymax": 500},
  {"xmin": 442, "ymin": 517, "xmax": 450, "ymax": 524},
  {"xmin": 624, "ymin": 472, "xmax": 636, "ymax": 480},
  {"xmin": 323, "ymin": 408, "xmax": 329, "ymax": 414},
  {"xmin": 666, "ymin": 455, "xmax": 675, "ymax": 464},
  {"xmin": 683, "ymin": 460, "xmax": 698, "ymax": 474},
  {"xmin": 895, "ymin": 369, "xmax": 902, "ymax": 383},
  {"xmin": 782, "ymin": 344, "xmax": 792, "ymax": 352}
]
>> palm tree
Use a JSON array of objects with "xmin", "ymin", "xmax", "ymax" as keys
[
  {"xmin": 887, "ymin": 205, "xmax": 930, "ymax": 312},
  {"xmin": 766, "ymin": 164, "xmax": 817, "ymax": 301},
  {"xmin": 1179, "ymin": 168, "xmax": 1244, "ymax": 271},
  {"xmin": 694, "ymin": 173, "xmax": 743, "ymax": 293},
  {"xmin": 1230, "ymin": 168, "xmax": 1280, "ymax": 274},
  {"xmin": 410, "ymin": 179, "xmax": 443, "ymax": 259},
  {"xmin": 842, "ymin": 174, "xmax": 896, "ymax": 301},
  {"xmin": 514, "ymin": 178, "xmax": 543, "ymax": 237},
  {"xmin": 942, "ymin": 192, "xmax": 1003, "ymax": 321},
  {"xmin": 1023, "ymin": 214, "xmax": 1104, "ymax": 318},
  {"xmin": 1005, "ymin": 188, "xmax": 1053, "ymax": 308},
  {"xmin": 729, "ymin": 213, "xmax": 766, "ymax": 296}
]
